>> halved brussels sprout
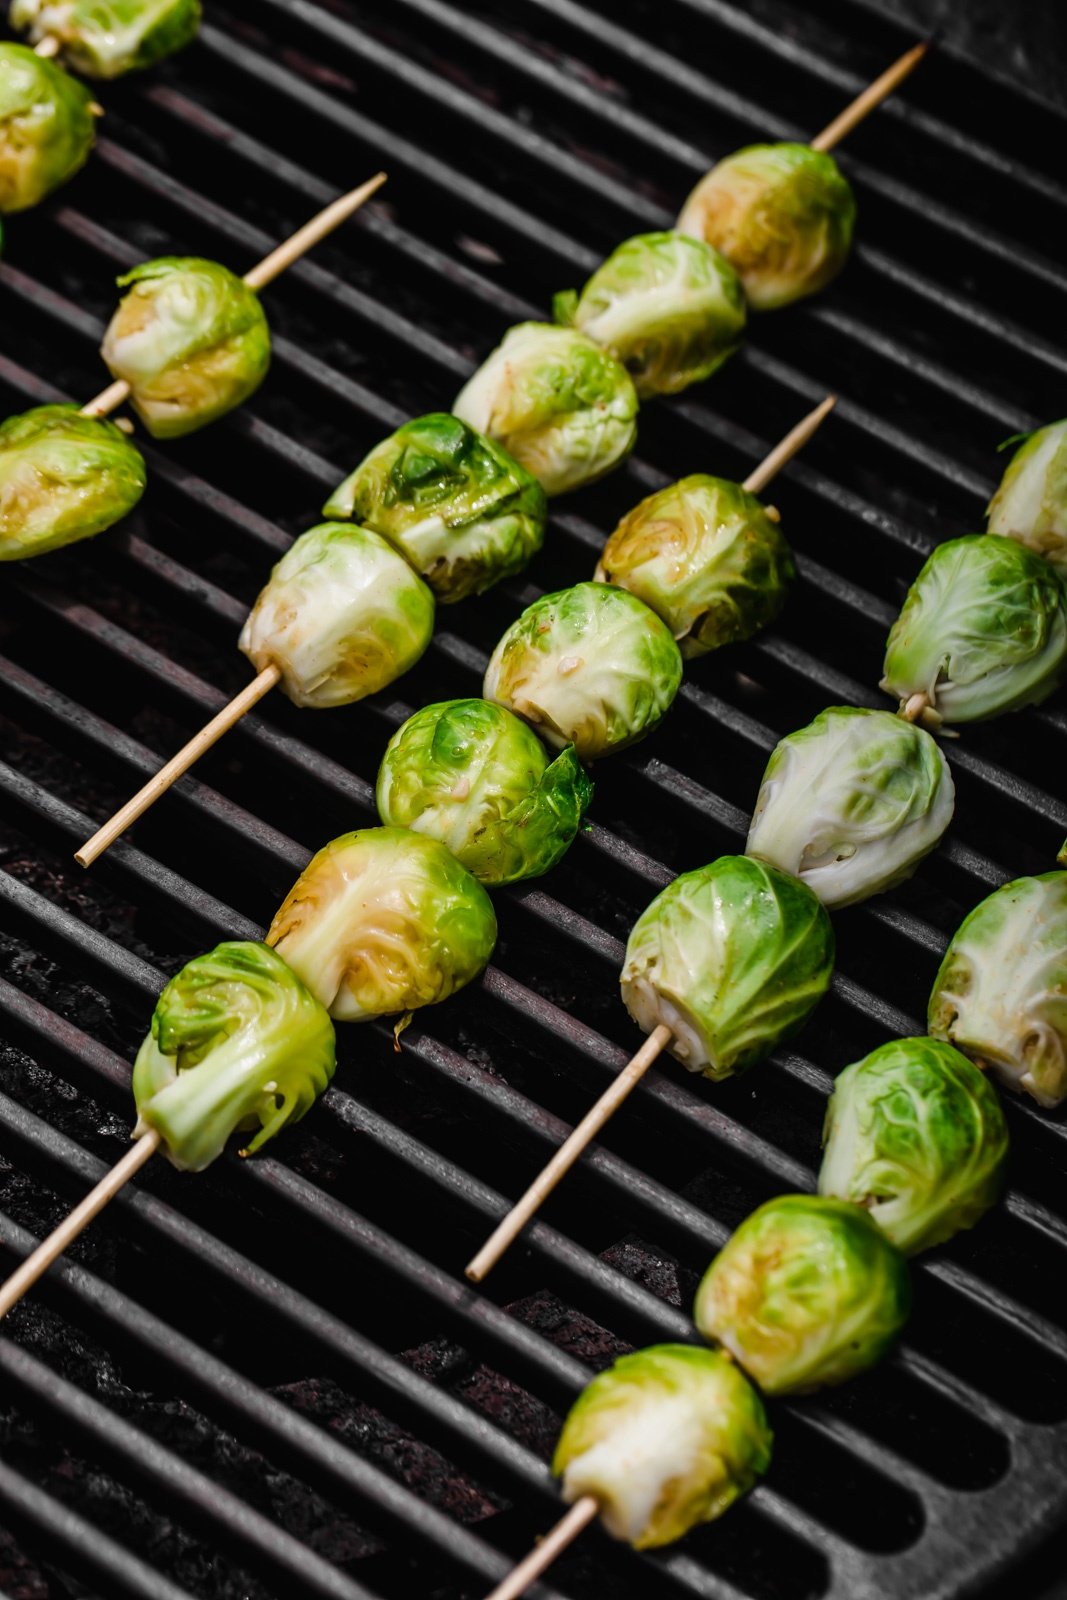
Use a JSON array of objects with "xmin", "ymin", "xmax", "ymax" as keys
[
  {"xmin": 376, "ymin": 698, "xmax": 593, "ymax": 887},
  {"xmin": 239, "ymin": 521, "xmax": 435, "ymax": 710},
  {"xmin": 100, "ymin": 257, "xmax": 270, "ymax": 438},
  {"xmin": 0, "ymin": 41, "xmax": 95, "ymax": 214},
  {"xmin": 484, "ymin": 581, "xmax": 683, "ymax": 760},
  {"xmin": 881, "ymin": 535, "xmax": 1067, "ymax": 727},
  {"xmin": 10, "ymin": 0, "xmax": 201, "ymax": 78},
  {"xmin": 596, "ymin": 475, "xmax": 794, "ymax": 657},
  {"xmin": 452, "ymin": 322, "xmax": 638, "ymax": 497},
  {"xmin": 694, "ymin": 1195, "xmax": 911, "ymax": 1393},
  {"xmin": 929, "ymin": 871, "xmax": 1067, "ymax": 1109},
  {"xmin": 621, "ymin": 854, "xmax": 834, "ymax": 1080},
  {"xmin": 553, "ymin": 231, "xmax": 747, "ymax": 399},
  {"xmin": 322, "ymin": 412, "xmax": 546, "ymax": 603},
  {"xmin": 986, "ymin": 420, "xmax": 1067, "ymax": 574},
  {"xmin": 819, "ymin": 1037, "xmax": 1009, "ymax": 1255},
  {"xmin": 677, "ymin": 143, "xmax": 856, "ymax": 311},
  {"xmin": 746, "ymin": 706, "xmax": 955, "ymax": 909},
  {"xmin": 0, "ymin": 404, "xmax": 146, "ymax": 561},
  {"xmin": 267, "ymin": 826, "xmax": 497, "ymax": 1022},
  {"xmin": 554, "ymin": 1344, "xmax": 771, "ymax": 1549},
  {"xmin": 132, "ymin": 941, "xmax": 336, "ymax": 1173}
]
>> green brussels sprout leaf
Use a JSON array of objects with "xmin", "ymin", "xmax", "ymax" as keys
[
  {"xmin": 376, "ymin": 698, "xmax": 593, "ymax": 886},
  {"xmin": 267, "ymin": 826, "xmax": 497, "ymax": 1022},
  {"xmin": 694, "ymin": 1194, "xmax": 911, "ymax": 1393},
  {"xmin": 0, "ymin": 42, "xmax": 95, "ymax": 214},
  {"xmin": 10, "ymin": 0, "xmax": 201, "ymax": 78},
  {"xmin": 553, "ymin": 231, "xmax": 747, "ymax": 399},
  {"xmin": 596, "ymin": 474, "xmax": 794, "ymax": 656},
  {"xmin": 677, "ymin": 143, "xmax": 856, "ymax": 311},
  {"xmin": 323, "ymin": 413, "xmax": 546, "ymax": 603},
  {"xmin": 553, "ymin": 1344, "xmax": 771, "ymax": 1548},
  {"xmin": 881, "ymin": 535, "xmax": 1067, "ymax": 725},
  {"xmin": 132, "ymin": 941, "xmax": 336, "ymax": 1172},
  {"xmin": 484, "ymin": 581, "xmax": 683, "ymax": 760},
  {"xmin": 819, "ymin": 1037, "xmax": 1009, "ymax": 1254},
  {"xmin": 746, "ymin": 706, "xmax": 955, "ymax": 908},
  {"xmin": 621, "ymin": 854, "xmax": 834, "ymax": 1080},
  {"xmin": 986, "ymin": 419, "xmax": 1067, "ymax": 574},
  {"xmin": 929, "ymin": 871, "xmax": 1067, "ymax": 1108},
  {"xmin": 0, "ymin": 404, "xmax": 146, "ymax": 561},
  {"xmin": 239, "ymin": 522, "xmax": 435, "ymax": 709},
  {"xmin": 101, "ymin": 257, "xmax": 271, "ymax": 438},
  {"xmin": 452, "ymin": 322, "xmax": 638, "ymax": 496}
]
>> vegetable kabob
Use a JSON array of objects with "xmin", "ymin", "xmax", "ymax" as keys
[
  {"xmin": 0, "ymin": 172, "xmax": 387, "ymax": 561},
  {"xmin": 0, "ymin": 823, "xmax": 499, "ymax": 1320},
  {"xmin": 486, "ymin": 1029, "xmax": 1009, "ymax": 1600},
  {"xmin": 465, "ymin": 39, "xmax": 931, "ymax": 446},
  {"xmin": 881, "ymin": 419, "xmax": 1067, "ymax": 731},
  {"xmin": 1, "ymin": 2, "xmax": 202, "ymax": 254},
  {"xmin": 466, "ymin": 701, "xmax": 956, "ymax": 1279}
]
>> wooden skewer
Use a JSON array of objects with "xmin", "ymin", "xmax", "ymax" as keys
[
  {"xmin": 810, "ymin": 39, "xmax": 932, "ymax": 153},
  {"xmin": 79, "ymin": 172, "xmax": 387, "ymax": 421},
  {"xmin": 465, "ymin": 1026, "xmax": 671, "ymax": 1284},
  {"xmin": 483, "ymin": 1497, "xmax": 599, "ymax": 1600},
  {"xmin": 465, "ymin": 395, "xmax": 835, "ymax": 1285},
  {"xmin": 75, "ymin": 664, "xmax": 280, "ymax": 867},
  {"xmin": 742, "ymin": 394, "xmax": 836, "ymax": 495},
  {"xmin": 0, "ymin": 1129, "xmax": 160, "ymax": 1322}
]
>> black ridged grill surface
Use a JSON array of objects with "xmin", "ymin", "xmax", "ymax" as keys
[{"xmin": 1, "ymin": 4, "xmax": 1066, "ymax": 1598}]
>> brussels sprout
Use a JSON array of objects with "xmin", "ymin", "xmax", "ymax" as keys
[
  {"xmin": 452, "ymin": 322, "xmax": 638, "ymax": 497},
  {"xmin": 239, "ymin": 522, "xmax": 435, "ymax": 710},
  {"xmin": 267, "ymin": 826, "xmax": 497, "ymax": 1022},
  {"xmin": 819, "ymin": 1037, "xmax": 1008, "ymax": 1255},
  {"xmin": 881, "ymin": 535, "xmax": 1067, "ymax": 727},
  {"xmin": 0, "ymin": 404, "xmax": 146, "ymax": 561},
  {"xmin": 553, "ymin": 231, "xmax": 747, "ymax": 400},
  {"xmin": 677, "ymin": 143, "xmax": 856, "ymax": 311},
  {"xmin": 621, "ymin": 855, "xmax": 834, "ymax": 1080},
  {"xmin": 100, "ymin": 257, "xmax": 270, "ymax": 438},
  {"xmin": 595, "ymin": 475, "xmax": 794, "ymax": 657},
  {"xmin": 746, "ymin": 706, "xmax": 955, "ymax": 909},
  {"xmin": 553, "ymin": 1344, "xmax": 771, "ymax": 1549},
  {"xmin": 0, "ymin": 42, "xmax": 95, "ymax": 214},
  {"xmin": 132, "ymin": 941, "xmax": 335, "ymax": 1173},
  {"xmin": 10, "ymin": 0, "xmax": 201, "ymax": 78},
  {"xmin": 986, "ymin": 420, "xmax": 1067, "ymax": 575},
  {"xmin": 929, "ymin": 872, "xmax": 1067, "ymax": 1109},
  {"xmin": 322, "ymin": 413, "xmax": 546, "ymax": 603},
  {"xmin": 376, "ymin": 699, "xmax": 593, "ymax": 887},
  {"xmin": 484, "ymin": 581, "xmax": 683, "ymax": 761},
  {"xmin": 694, "ymin": 1195, "xmax": 910, "ymax": 1393}
]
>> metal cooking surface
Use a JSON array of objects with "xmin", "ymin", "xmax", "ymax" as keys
[{"xmin": 2, "ymin": 2, "xmax": 1067, "ymax": 1597}]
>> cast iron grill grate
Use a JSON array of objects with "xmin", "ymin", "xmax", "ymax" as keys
[{"xmin": 2, "ymin": 2, "xmax": 1067, "ymax": 1596}]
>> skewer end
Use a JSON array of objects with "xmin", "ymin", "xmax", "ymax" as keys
[
  {"xmin": 340, "ymin": 171, "xmax": 388, "ymax": 214},
  {"xmin": 73, "ymin": 848, "xmax": 92, "ymax": 869}
]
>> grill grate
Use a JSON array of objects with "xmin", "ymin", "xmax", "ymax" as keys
[{"xmin": 2, "ymin": 3, "xmax": 1067, "ymax": 1597}]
